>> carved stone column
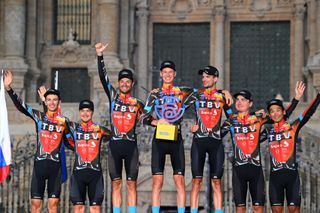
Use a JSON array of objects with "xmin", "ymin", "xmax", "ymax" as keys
[
  {"xmin": 304, "ymin": 0, "xmax": 320, "ymax": 99},
  {"xmin": 308, "ymin": 0, "xmax": 317, "ymax": 56},
  {"xmin": 293, "ymin": 3, "xmax": 305, "ymax": 83},
  {"xmin": 317, "ymin": 0, "xmax": 320, "ymax": 51},
  {"xmin": 213, "ymin": 6, "xmax": 226, "ymax": 89},
  {"xmin": 97, "ymin": 0, "xmax": 122, "ymax": 72},
  {"xmin": 136, "ymin": 1, "xmax": 149, "ymax": 100},
  {"xmin": 0, "ymin": 0, "xmax": 28, "ymax": 96}
]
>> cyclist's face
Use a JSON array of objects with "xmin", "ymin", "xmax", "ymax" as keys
[
  {"xmin": 118, "ymin": 78, "xmax": 133, "ymax": 94},
  {"xmin": 269, "ymin": 105, "xmax": 285, "ymax": 123},
  {"xmin": 160, "ymin": 68, "xmax": 176, "ymax": 84},
  {"xmin": 45, "ymin": 94, "xmax": 60, "ymax": 112},
  {"xmin": 79, "ymin": 108, "xmax": 93, "ymax": 123},
  {"xmin": 235, "ymin": 96, "xmax": 252, "ymax": 113},
  {"xmin": 202, "ymin": 73, "xmax": 217, "ymax": 88}
]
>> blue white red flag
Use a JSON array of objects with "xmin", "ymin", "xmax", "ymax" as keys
[{"xmin": 0, "ymin": 70, "xmax": 11, "ymax": 183}]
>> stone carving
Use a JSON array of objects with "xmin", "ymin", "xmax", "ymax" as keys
[
  {"xmin": 249, "ymin": 0, "xmax": 272, "ymax": 18},
  {"xmin": 170, "ymin": 0, "xmax": 194, "ymax": 20},
  {"xmin": 197, "ymin": 0, "xmax": 211, "ymax": 7},
  {"xmin": 231, "ymin": 0, "xmax": 245, "ymax": 7},
  {"xmin": 60, "ymin": 28, "xmax": 80, "ymax": 59},
  {"xmin": 293, "ymin": 4, "xmax": 306, "ymax": 20},
  {"xmin": 277, "ymin": 0, "xmax": 291, "ymax": 6}
]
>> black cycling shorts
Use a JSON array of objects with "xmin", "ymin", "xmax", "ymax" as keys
[
  {"xmin": 70, "ymin": 169, "xmax": 104, "ymax": 206},
  {"xmin": 232, "ymin": 164, "xmax": 265, "ymax": 206},
  {"xmin": 31, "ymin": 160, "xmax": 61, "ymax": 199},
  {"xmin": 108, "ymin": 140, "xmax": 139, "ymax": 181},
  {"xmin": 152, "ymin": 133, "xmax": 185, "ymax": 176},
  {"xmin": 269, "ymin": 169, "xmax": 301, "ymax": 206},
  {"xmin": 191, "ymin": 137, "xmax": 224, "ymax": 179}
]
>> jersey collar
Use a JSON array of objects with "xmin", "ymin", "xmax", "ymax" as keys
[
  {"xmin": 273, "ymin": 119, "xmax": 286, "ymax": 132},
  {"xmin": 81, "ymin": 120, "xmax": 94, "ymax": 130}
]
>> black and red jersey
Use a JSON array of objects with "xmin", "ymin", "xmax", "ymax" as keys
[
  {"xmin": 143, "ymin": 84, "xmax": 194, "ymax": 125},
  {"xmin": 222, "ymin": 98, "xmax": 299, "ymax": 167},
  {"xmin": 7, "ymin": 89, "xmax": 74, "ymax": 162},
  {"xmin": 223, "ymin": 113, "xmax": 268, "ymax": 166},
  {"xmin": 186, "ymin": 88, "xmax": 232, "ymax": 139},
  {"xmin": 69, "ymin": 121, "xmax": 110, "ymax": 171},
  {"xmin": 98, "ymin": 55, "xmax": 149, "ymax": 141},
  {"xmin": 264, "ymin": 93, "xmax": 320, "ymax": 172}
]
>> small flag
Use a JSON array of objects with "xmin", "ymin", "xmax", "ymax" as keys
[{"xmin": 0, "ymin": 70, "xmax": 11, "ymax": 183}]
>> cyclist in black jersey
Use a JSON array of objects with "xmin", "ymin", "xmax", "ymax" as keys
[
  {"xmin": 142, "ymin": 60, "xmax": 192, "ymax": 213},
  {"xmin": 220, "ymin": 81, "xmax": 304, "ymax": 213},
  {"xmin": 95, "ymin": 43, "xmax": 152, "ymax": 213},
  {"xmin": 263, "ymin": 89, "xmax": 320, "ymax": 213},
  {"xmin": 69, "ymin": 100, "xmax": 110, "ymax": 213},
  {"xmin": 186, "ymin": 66, "xmax": 232, "ymax": 213},
  {"xmin": 4, "ymin": 70, "xmax": 74, "ymax": 213}
]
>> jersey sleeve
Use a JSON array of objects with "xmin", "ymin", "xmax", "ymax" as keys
[
  {"xmin": 221, "ymin": 118, "xmax": 232, "ymax": 138},
  {"xmin": 63, "ymin": 118, "xmax": 75, "ymax": 150},
  {"xmin": 137, "ymin": 100, "xmax": 154, "ymax": 125},
  {"xmin": 97, "ymin": 55, "xmax": 117, "ymax": 101},
  {"xmin": 7, "ymin": 88, "xmax": 42, "ymax": 122},
  {"xmin": 142, "ymin": 91, "xmax": 158, "ymax": 118},
  {"xmin": 221, "ymin": 92, "xmax": 233, "ymax": 118},
  {"xmin": 259, "ymin": 128, "xmax": 268, "ymax": 143},
  {"xmin": 101, "ymin": 125, "xmax": 111, "ymax": 140},
  {"xmin": 183, "ymin": 89, "xmax": 197, "ymax": 110},
  {"xmin": 295, "ymin": 93, "xmax": 320, "ymax": 132},
  {"xmin": 284, "ymin": 98, "xmax": 299, "ymax": 120}
]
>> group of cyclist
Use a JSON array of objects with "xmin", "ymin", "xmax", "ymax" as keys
[{"xmin": 2, "ymin": 41, "xmax": 320, "ymax": 213}]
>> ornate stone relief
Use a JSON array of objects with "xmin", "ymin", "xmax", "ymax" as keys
[
  {"xmin": 231, "ymin": 0, "xmax": 246, "ymax": 7},
  {"xmin": 249, "ymin": 0, "xmax": 272, "ymax": 18},
  {"xmin": 170, "ymin": 0, "xmax": 194, "ymax": 20},
  {"xmin": 293, "ymin": 4, "xmax": 306, "ymax": 20},
  {"xmin": 277, "ymin": 0, "xmax": 291, "ymax": 7},
  {"xmin": 197, "ymin": 0, "xmax": 212, "ymax": 7}
]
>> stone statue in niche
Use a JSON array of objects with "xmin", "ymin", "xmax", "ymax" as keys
[{"xmin": 61, "ymin": 28, "xmax": 80, "ymax": 54}]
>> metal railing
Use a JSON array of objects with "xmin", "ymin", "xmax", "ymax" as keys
[{"xmin": 1, "ymin": 121, "xmax": 320, "ymax": 212}]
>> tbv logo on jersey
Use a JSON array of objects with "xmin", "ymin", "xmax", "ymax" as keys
[
  {"xmin": 233, "ymin": 124, "xmax": 257, "ymax": 134},
  {"xmin": 155, "ymin": 96, "xmax": 185, "ymax": 123},
  {"xmin": 198, "ymin": 100, "xmax": 221, "ymax": 109},
  {"xmin": 113, "ymin": 103, "xmax": 137, "ymax": 112},
  {"xmin": 41, "ymin": 122, "xmax": 63, "ymax": 132},
  {"xmin": 268, "ymin": 130, "xmax": 291, "ymax": 142},
  {"xmin": 76, "ymin": 132, "xmax": 100, "ymax": 140}
]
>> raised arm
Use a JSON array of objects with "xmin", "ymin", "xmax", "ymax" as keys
[
  {"xmin": 296, "ymin": 92, "xmax": 320, "ymax": 131},
  {"xmin": 4, "ymin": 70, "xmax": 41, "ymax": 121},
  {"xmin": 285, "ymin": 81, "xmax": 305, "ymax": 119},
  {"xmin": 63, "ymin": 119, "xmax": 75, "ymax": 151},
  {"xmin": 95, "ymin": 42, "xmax": 117, "ymax": 101}
]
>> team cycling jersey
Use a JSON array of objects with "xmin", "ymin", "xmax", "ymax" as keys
[
  {"xmin": 222, "ymin": 98, "xmax": 299, "ymax": 167},
  {"xmin": 7, "ymin": 89, "xmax": 74, "ymax": 162},
  {"xmin": 264, "ymin": 94, "xmax": 320, "ymax": 171},
  {"xmin": 69, "ymin": 121, "xmax": 110, "ymax": 171},
  {"xmin": 186, "ymin": 88, "xmax": 232, "ymax": 139},
  {"xmin": 143, "ymin": 84, "xmax": 193, "ymax": 125},
  {"xmin": 97, "ymin": 55, "xmax": 149, "ymax": 141}
]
